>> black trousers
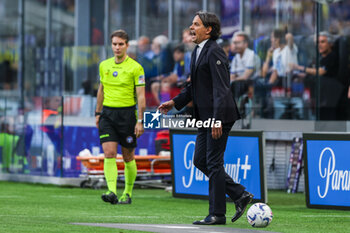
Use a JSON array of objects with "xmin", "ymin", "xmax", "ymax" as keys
[{"xmin": 193, "ymin": 123, "xmax": 245, "ymax": 215}]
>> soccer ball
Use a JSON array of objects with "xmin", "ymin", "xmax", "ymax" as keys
[{"xmin": 246, "ymin": 203, "xmax": 273, "ymax": 228}]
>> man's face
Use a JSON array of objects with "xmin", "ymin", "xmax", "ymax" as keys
[
  {"xmin": 151, "ymin": 40, "xmax": 161, "ymax": 55},
  {"xmin": 173, "ymin": 50, "xmax": 184, "ymax": 62},
  {"xmin": 182, "ymin": 31, "xmax": 192, "ymax": 44},
  {"xmin": 270, "ymin": 33, "xmax": 279, "ymax": 49},
  {"xmin": 138, "ymin": 38, "xmax": 149, "ymax": 53},
  {"xmin": 233, "ymin": 35, "xmax": 247, "ymax": 54},
  {"xmin": 318, "ymin": 35, "xmax": 332, "ymax": 55},
  {"xmin": 111, "ymin": 36, "xmax": 128, "ymax": 59},
  {"xmin": 189, "ymin": 15, "xmax": 211, "ymax": 44}
]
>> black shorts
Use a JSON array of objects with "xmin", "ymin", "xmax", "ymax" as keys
[{"xmin": 99, "ymin": 105, "xmax": 137, "ymax": 148}]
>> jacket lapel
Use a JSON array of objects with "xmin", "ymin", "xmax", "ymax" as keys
[
  {"xmin": 194, "ymin": 39, "xmax": 212, "ymax": 73},
  {"xmin": 190, "ymin": 46, "xmax": 197, "ymax": 77}
]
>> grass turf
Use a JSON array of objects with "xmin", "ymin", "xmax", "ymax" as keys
[{"xmin": 0, "ymin": 181, "xmax": 350, "ymax": 233}]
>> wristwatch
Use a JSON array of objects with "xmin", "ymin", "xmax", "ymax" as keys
[
  {"xmin": 137, "ymin": 119, "xmax": 144, "ymax": 123},
  {"xmin": 95, "ymin": 112, "xmax": 101, "ymax": 116}
]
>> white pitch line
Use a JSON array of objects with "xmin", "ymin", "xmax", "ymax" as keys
[
  {"xmin": 127, "ymin": 224, "xmax": 200, "ymax": 230},
  {"xmin": 152, "ymin": 225, "xmax": 199, "ymax": 229}
]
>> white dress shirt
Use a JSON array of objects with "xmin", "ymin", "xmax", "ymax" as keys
[{"xmin": 196, "ymin": 39, "xmax": 209, "ymax": 63}]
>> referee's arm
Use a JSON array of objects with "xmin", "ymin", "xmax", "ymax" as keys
[
  {"xmin": 135, "ymin": 86, "xmax": 145, "ymax": 138},
  {"xmin": 95, "ymin": 84, "xmax": 104, "ymax": 128}
]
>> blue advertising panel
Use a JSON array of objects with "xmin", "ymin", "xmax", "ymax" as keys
[
  {"xmin": 170, "ymin": 129, "xmax": 266, "ymax": 203},
  {"xmin": 304, "ymin": 133, "xmax": 350, "ymax": 210},
  {"xmin": 25, "ymin": 123, "xmax": 161, "ymax": 178}
]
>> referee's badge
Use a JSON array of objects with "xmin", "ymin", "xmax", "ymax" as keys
[
  {"xmin": 216, "ymin": 60, "xmax": 221, "ymax": 65},
  {"xmin": 113, "ymin": 71, "xmax": 118, "ymax": 77},
  {"xmin": 126, "ymin": 136, "xmax": 134, "ymax": 144},
  {"xmin": 138, "ymin": 75, "xmax": 145, "ymax": 84}
]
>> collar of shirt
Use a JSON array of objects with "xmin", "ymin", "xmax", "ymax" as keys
[
  {"xmin": 114, "ymin": 55, "xmax": 129, "ymax": 65},
  {"xmin": 196, "ymin": 39, "xmax": 209, "ymax": 61},
  {"xmin": 198, "ymin": 39, "xmax": 209, "ymax": 49}
]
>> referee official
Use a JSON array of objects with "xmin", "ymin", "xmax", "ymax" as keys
[{"xmin": 95, "ymin": 29, "xmax": 146, "ymax": 204}]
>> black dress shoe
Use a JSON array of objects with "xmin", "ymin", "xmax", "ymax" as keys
[
  {"xmin": 231, "ymin": 191, "xmax": 254, "ymax": 223},
  {"xmin": 193, "ymin": 215, "xmax": 226, "ymax": 225}
]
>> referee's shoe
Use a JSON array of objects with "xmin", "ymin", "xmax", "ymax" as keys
[
  {"xmin": 101, "ymin": 192, "xmax": 118, "ymax": 204},
  {"xmin": 118, "ymin": 194, "xmax": 132, "ymax": 204}
]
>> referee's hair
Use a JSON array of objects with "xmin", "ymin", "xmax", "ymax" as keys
[
  {"xmin": 110, "ymin": 29, "xmax": 129, "ymax": 44},
  {"xmin": 195, "ymin": 11, "xmax": 221, "ymax": 40}
]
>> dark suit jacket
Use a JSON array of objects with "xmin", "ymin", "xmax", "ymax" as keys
[{"xmin": 173, "ymin": 39, "xmax": 241, "ymax": 124}]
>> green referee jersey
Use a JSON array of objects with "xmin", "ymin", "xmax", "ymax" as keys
[{"xmin": 99, "ymin": 56, "xmax": 145, "ymax": 107}]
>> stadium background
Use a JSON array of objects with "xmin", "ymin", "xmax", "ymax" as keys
[{"xmin": 1, "ymin": 0, "xmax": 350, "ymax": 232}]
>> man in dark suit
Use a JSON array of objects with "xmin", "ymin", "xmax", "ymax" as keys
[{"xmin": 159, "ymin": 11, "xmax": 253, "ymax": 225}]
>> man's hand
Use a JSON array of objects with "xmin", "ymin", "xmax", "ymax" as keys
[
  {"xmin": 230, "ymin": 74, "xmax": 236, "ymax": 82},
  {"xmin": 267, "ymin": 47, "xmax": 274, "ymax": 57},
  {"xmin": 134, "ymin": 122, "xmax": 144, "ymax": 138},
  {"xmin": 212, "ymin": 125, "xmax": 222, "ymax": 139},
  {"xmin": 348, "ymin": 86, "xmax": 350, "ymax": 99},
  {"xmin": 158, "ymin": 100, "xmax": 175, "ymax": 114},
  {"xmin": 289, "ymin": 63, "xmax": 298, "ymax": 71},
  {"xmin": 95, "ymin": 115, "xmax": 100, "ymax": 129}
]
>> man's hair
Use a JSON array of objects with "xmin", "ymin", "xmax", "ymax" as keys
[
  {"xmin": 138, "ymin": 35, "xmax": 150, "ymax": 43},
  {"xmin": 173, "ymin": 44, "xmax": 185, "ymax": 53},
  {"xmin": 153, "ymin": 35, "xmax": 168, "ymax": 45},
  {"xmin": 273, "ymin": 29, "xmax": 286, "ymax": 44},
  {"xmin": 233, "ymin": 31, "xmax": 250, "ymax": 45},
  {"xmin": 319, "ymin": 31, "xmax": 335, "ymax": 44},
  {"xmin": 195, "ymin": 11, "xmax": 221, "ymax": 40},
  {"xmin": 110, "ymin": 29, "xmax": 129, "ymax": 43}
]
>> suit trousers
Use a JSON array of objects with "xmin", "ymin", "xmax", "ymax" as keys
[{"xmin": 193, "ymin": 123, "xmax": 245, "ymax": 215}]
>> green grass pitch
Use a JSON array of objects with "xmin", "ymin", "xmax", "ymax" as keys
[{"xmin": 0, "ymin": 181, "xmax": 349, "ymax": 233}]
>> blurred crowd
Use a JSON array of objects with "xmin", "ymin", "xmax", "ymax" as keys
[
  {"xmin": 1, "ymin": 0, "xmax": 350, "ymax": 122},
  {"xmin": 127, "ymin": 29, "xmax": 194, "ymax": 106},
  {"xmin": 126, "ymin": 27, "xmax": 350, "ymax": 122}
]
